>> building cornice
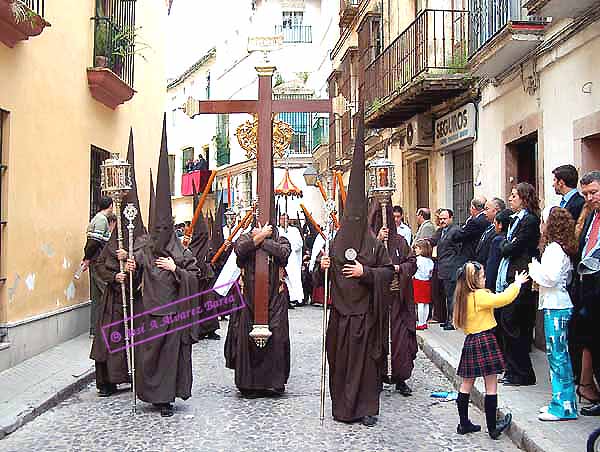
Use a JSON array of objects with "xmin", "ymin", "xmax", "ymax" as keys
[{"xmin": 167, "ymin": 47, "xmax": 216, "ymax": 90}]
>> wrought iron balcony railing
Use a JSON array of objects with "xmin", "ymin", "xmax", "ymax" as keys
[
  {"xmin": 364, "ymin": 9, "xmax": 469, "ymax": 113},
  {"xmin": 468, "ymin": 0, "xmax": 525, "ymax": 56},
  {"xmin": 92, "ymin": 0, "xmax": 136, "ymax": 87},
  {"xmin": 18, "ymin": 0, "xmax": 45, "ymax": 18},
  {"xmin": 275, "ymin": 25, "xmax": 312, "ymax": 43}
]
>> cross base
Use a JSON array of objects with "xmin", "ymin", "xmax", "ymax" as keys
[{"xmin": 249, "ymin": 324, "xmax": 272, "ymax": 348}]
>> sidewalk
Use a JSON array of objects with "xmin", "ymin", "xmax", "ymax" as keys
[
  {"xmin": 417, "ymin": 323, "xmax": 598, "ymax": 452},
  {"xmin": 0, "ymin": 333, "xmax": 94, "ymax": 439}
]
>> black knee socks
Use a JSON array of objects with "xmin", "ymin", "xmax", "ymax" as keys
[
  {"xmin": 457, "ymin": 392, "xmax": 471, "ymax": 426},
  {"xmin": 484, "ymin": 394, "xmax": 498, "ymax": 431}
]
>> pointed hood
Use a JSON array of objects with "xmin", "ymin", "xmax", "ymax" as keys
[
  {"xmin": 150, "ymin": 114, "xmax": 175, "ymax": 256},
  {"xmin": 332, "ymin": 109, "xmax": 368, "ymax": 256},
  {"xmin": 148, "ymin": 169, "xmax": 156, "ymax": 233},
  {"xmin": 211, "ymin": 199, "xmax": 225, "ymax": 252},
  {"xmin": 106, "ymin": 128, "xmax": 146, "ymax": 251},
  {"xmin": 189, "ymin": 179, "xmax": 210, "ymax": 261}
]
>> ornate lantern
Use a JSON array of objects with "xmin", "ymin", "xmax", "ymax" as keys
[
  {"xmin": 367, "ymin": 154, "xmax": 396, "ymax": 203},
  {"xmin": 224, "ymin": 206, "xmax": 238, "ymax": 229},
  {"xmin": 100, "ymin": 157, "xmax": 132, "ymax": 200}
]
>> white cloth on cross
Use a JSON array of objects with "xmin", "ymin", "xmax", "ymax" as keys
[{"xmin": 309, "ymin": 229, "xmax": 337, "ymax": 272}]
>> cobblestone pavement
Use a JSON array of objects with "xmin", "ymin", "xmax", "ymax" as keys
[{"xmin": 1, "ymin": 306, "xmax": 520, "ymax": 452}]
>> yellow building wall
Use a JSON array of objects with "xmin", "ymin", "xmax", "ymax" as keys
[{"xmin": 0, "ymin": 0, "xmax": 167, "ymax": 324}]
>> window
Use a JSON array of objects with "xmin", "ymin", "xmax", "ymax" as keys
[
  {"xmin": 181, "ymin": 147, "xmax": 194, "ymax": 172},
  {"xmin": 216, "ymin": 114, "xmax": 230, "ymax": 166},
  {"xmin": 282, "ymin": 11, "xmax": 303, "ymax": 28},
  {"xmin": 0, "ymin": 110, "xmax": 7, "ymax": 284},
  {"xmin": 90, "ymin": 145, "xmax": 111, "ymax": 219}
]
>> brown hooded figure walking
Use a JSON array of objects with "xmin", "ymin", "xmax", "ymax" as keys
[
  {"xmin": 129, "ymin": 117, "xmax": 207, "ymax": 417},
  {"xmin": 90, "ymin": 129, "xmax": 145, "ymax": 398},
  {"xmin": 319, "ymin": 113, "xmax": 394, "ymax": 427},
  {"xmin": 224, "ymin": 162, "xmax": 292, "ymax": 397},
  {"xmin": 369, "ymin": 199, "xmax": 418, "ymax": 396}
]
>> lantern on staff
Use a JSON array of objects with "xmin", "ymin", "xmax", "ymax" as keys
[
  {"xmin": 275, "ymin": 168, "xmax": 303, "ymax": 231},
  {"xmin": 367, "ymin": 154, "xmax": 396, "ymax": 205},
  {"xmin": 101, "ymin": 156, "xmax": 133, "ymax": 200}
]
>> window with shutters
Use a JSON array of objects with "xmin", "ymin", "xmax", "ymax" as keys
[
  {"xmin": 215, "ymin": 114, "xmax": 230, "ymax": 166},
  {"xmin": 90, "ymin": 145, "xmax": 111, "ymax": 219}
]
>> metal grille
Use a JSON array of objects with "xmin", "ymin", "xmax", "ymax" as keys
[
  {"xmin": 364, "ymin": 9, "xmax": 468, "ymax": 112},
  {"xmin": 21, "ymin": 0, "xmax": 45, "ymax": 17},
  {"xmin": 90, "ymin": 146, "xmax": 110, "ymax": 220},
  {"xmin": 452, "ymin": 148, "xmax": 473, "ymax": 225},
  {"xmin": 0, "ymin": 111, "xmax": 7, "ymax": 284},
  {"xmin": 275, "ymin": 25, "xmax": 312, "ymax": 43},
  {"xmin": 468, "ymin": 0, "xmax": 523, "ymax": 56},
  {"xmin": 92, "ymin": 0, "xmax": 137, "ymax": 87},
  {"xmin": 275, "ymin": 93, "xmax": 314, "ymax": 155}
]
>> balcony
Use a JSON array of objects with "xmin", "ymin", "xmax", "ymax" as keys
[
  {"xmin": 87, "ymin": 2, "xmax": 138, "ymax": 109},
  {"xmin": 339, "ymin": 0, "xmax": 359, "ymax": 29},
  {"xmin": 0, "ymin": 0, "xmax": 50, "ymax": 48},
  {"xmin": 523, "ymin": 0, "xmax": 599, "ymax": 21},
  {"xmin": 468, "ymin": 0, "xmax": 547, "ymax": 78},
  {"xmin": 181, "ymin": 170, "xmax": 212, "ymax": 196},
  {"xmin": 364, "ymin": 9, "xmax": 473, "ymax": 129},
  {"xmin": 311, "ymin": 114, "xmax": 329, "ymax": 152},
  {"xmin": 274, "ymin": 25, "xmax": 312, "ymax": 43}
]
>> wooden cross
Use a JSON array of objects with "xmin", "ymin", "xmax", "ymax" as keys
[{"xmin": 183, "ymin": 64, "xmax": 332, "ymax": 347}]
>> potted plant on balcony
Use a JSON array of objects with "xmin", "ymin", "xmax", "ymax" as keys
[
  {"xmin": 110, "ymin": 25, "xmax": 151, "ymax": 79},
  {"xmin": 93, "ymin": 21, "xmax": 110, "ymax": 68}
]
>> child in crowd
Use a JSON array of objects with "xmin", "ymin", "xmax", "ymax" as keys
[
  {"xmin": 453, "ymin": 261, "xmax": 529, "ymax": 439},
  {"xmin": 529, "ymin": 206, "xmax": 578, "ymax": 421},
  {"xmin": 413, "ymin": 239, "xmax": 434, "ymax": 330}
]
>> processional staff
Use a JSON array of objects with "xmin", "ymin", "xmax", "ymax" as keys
[
  {"xmin": 100, "ymin": 157, "xmax": 136, "ymax": 414},
  {"xmin": 367, "ymin": 154, "xmax": 398, "ymax": 385},
  {"xmin": 123, "ymin": 203, "xmax": 138, "ymax": 414}
]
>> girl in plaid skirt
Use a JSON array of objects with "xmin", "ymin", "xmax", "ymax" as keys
[{"xmin": 453, "ymin": 261, "xmax": 529, "ymax": 439}]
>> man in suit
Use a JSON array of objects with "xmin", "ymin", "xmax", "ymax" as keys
[
  {"xmin": 552, "ymin": 164, "xmax": 585, "ymax": 222},
  {"xmin": 414, "ymin": 208, "xmax": 436, "ymax": 242},
  {"xmin": 431, "ymin": 208, "xmax": 462, "ymax": 330},
  {"xmin": 576, "ymin": 171, "xmax": 600, "ymax": 416},
  {"xmin": 454, "ymin": 196, "xmax": 490, "ymax": 267},
  {"xmin": 475, "ymin": 197, "xmax": 506, "ymax": 265}
]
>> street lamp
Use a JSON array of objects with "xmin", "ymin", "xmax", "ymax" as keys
[{"xmin": 303, "ymin": 163, "xmax": 318, "ymax": 187}]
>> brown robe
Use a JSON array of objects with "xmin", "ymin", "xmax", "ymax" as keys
[
  {"xmin": 132, "ymin": 234, "xmax": 205, "ymax": 404},
  {"xmin": 224, "ymin": 232, "xmax": 291, "ymax": 392},
  {"xmin": 89, "ymin": 246, "xmax": 130, "ymax": 388},
  {"xmin": 324, "ymin": 237, "xmax": 394, "ymax": 422},
  {"xmin": 382, "ymin": 237, "xmax": 417, "ymax": 383}
]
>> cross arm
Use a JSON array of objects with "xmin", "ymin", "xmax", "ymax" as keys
[
  {"xmin": 272, "ymin": 99, "xmax": 332, "ymax": 114},
  {"xmin": 181, "ymin": 97, "xmax": 258, "ymax": 118}
]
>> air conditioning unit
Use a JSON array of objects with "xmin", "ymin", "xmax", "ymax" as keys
[{"xmin": 405, "ymin": 113, "xmax": 433, "ymax": 150}]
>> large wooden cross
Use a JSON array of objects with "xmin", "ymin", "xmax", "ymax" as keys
[{"xmin": 183, "ymin": 64, "xmax": 332, "ymax": 347}]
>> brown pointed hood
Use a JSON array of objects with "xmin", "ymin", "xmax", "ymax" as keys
[
  {"xmin": 190, "ymin": 179, "xmax": 210, "ymax": 261},
  {"xmin": 150, "ymin": 114, "xmax": 176, "ymax": 257},
  {"xmin": 148, "ymin": 169, "xmax": 156, "ymax": 233},
  {"xmin": 332, "ymin": 109, "xmax": 368, "ymax": 256},
  {"xmin": 210, "ymin": 199, "xmax": 225, "ymax": 253}
]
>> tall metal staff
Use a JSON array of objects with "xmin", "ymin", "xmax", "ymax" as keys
[
  {"xmin": 368, "ymin": 154, "xmax": 397, "ymax": 384},
  {"xmin": 100, "ymin": 157, "xmax": 134, "ymax": 409},
  {"xmin": 319, "ymin": 189, "xmax": 336, "ymax": 424},
  {"xmin": 123, "ymin": 203, "xmax": 138, "ymax": 414}
]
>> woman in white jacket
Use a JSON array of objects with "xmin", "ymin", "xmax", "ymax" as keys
[{"xmin": 529, "ymin": 206, "xmax": 578, "ymax": 421}]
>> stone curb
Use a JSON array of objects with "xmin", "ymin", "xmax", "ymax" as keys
[
  {"xmin": 417, "ymin": 334, "xmax": 546, "ymax": 452},
  {"xmin": 0, "ymin": 367, "xmax": 95, "ymax": 440}
]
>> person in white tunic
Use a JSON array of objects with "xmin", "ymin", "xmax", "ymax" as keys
[{"xmin": 278, "ymin": 214, "xmax": 304, "ymax": 307}]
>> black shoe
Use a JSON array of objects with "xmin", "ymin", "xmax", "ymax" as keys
[
  {"xmin": 206, "ymin": 332, "xmax": 221, "ymax": 340},
  {"xmin": 457, "ymin": 422, "xmax": 481, "ymax": 435},
  {"xmin": 503, "ymin": 378, "xmax": 536, "ymax": 387},
  {"xmin": 489, "ymin": 413, "xmax": 512, "ymax": 439},
  {"xmin": 443, "ymin": 324, "xmax": 456, "ymax": 331},
  {"xmin": 382, "ymin": 375, "xmax": 392, "ymax": 385},
  {"xmin": 361, "ymin": 415, "xmax": 378, "ymax": 427},
  {"xmin": 159, "ymin": 403, "xmax": 174, "ymax": 417},
  {"xmin": 498, "ymin": 375, "xmax": 512, "ymax": 384},
  {"xmin": 581, "ymin": 403, "xmax": 600, "ymax": 416},
  {"xmin": 272, "ymin": 387, "xmax": 285, "ymax": 396},
  {"xmin": 395, "ymin": 381, "xmax": 412, "ymax": 397},
  {"xmin": 288, "ymin": 302, "xmax": 296, "ymax": 309},
  {"xmin": 240, "ymin": 389, "xmax": 261, "ymax": 399},
  {"xmin": 439, "ymin": 322, "xmax": 447, "ymax": 328},
  {"xmin": 97, "ymin": 384, "xmax": 117, "ymax": 397}
]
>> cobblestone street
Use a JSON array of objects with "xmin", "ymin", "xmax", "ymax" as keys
[{"xmin": 1, "ymin": 307, "xmax": 519, "ymax": 452}]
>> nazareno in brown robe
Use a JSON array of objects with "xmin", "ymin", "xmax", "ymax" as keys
[
  {"xmin": 369, "ymin": 201, "xmax": 418, "ymax": 384},
  {"xmin": 224, "ymin": 231, "xmax": 292, "ymax": 392},
  {"xmin": 323, "ymin": 112, "xmax": 394, "ymax": 422}
]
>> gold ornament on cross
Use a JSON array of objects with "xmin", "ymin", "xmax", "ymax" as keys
[{"xmin": 235, "ymin": 114, "xmax": 293, "ymax": 160}]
